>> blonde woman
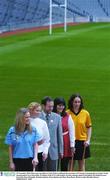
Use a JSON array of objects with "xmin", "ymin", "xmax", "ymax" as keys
[
  {"xmin": 5, "ymin": 108, "xmax": 42, "ymax": 171},
  {"xmin": 28, "ymin": 102, "xmax": 50, "ymax": 171}
]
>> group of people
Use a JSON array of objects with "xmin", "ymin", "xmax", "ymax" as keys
[{"xmin": 5, "ymin": 93, "xmax": 92, "ymax": 171}]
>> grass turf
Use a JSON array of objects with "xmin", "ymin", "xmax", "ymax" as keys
[{"xmin": 0, "ymin": 22, "xmax": 110, "ymax": 171}]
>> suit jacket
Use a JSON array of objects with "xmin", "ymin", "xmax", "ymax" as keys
[{"xmin": 39, "ymin": 111, "xmax": 63, "ymax": 160}]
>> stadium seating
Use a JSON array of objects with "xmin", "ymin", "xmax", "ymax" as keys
[
  {"xmin": 74, "ymin": 0, "xmax": 107, "ymax": 17},
  {"xmin": 0, "ymin": 0, "xmax": 9, "ymax": 26},
  {"xmin": 98, "ymin": 0, "xmax": 110, "ymax": 16},
  {"xmin": 0, "ymin": 0, "xmax": 110, "ymax": 31}
]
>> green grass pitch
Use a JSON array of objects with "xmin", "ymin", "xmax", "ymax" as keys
[{"xmin": 0, "ymin": 23, "xmax": 110, "ymax": 171}]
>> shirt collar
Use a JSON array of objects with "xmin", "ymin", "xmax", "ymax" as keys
[{"xmin": 42, "ymin": 111, "xmax": 51, "ymax": 117}]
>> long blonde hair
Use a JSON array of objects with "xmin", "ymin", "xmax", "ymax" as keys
[{"xmin": 15, "ymin": 108, "xmax": 32, "ymax": 134}]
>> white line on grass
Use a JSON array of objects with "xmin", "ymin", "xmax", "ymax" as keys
[
  {"xmin": 0, "ymin": 23, "xmax": 110, "ymax": 57},
  {"xmin": 92, "ymin": 142, "xmax": 109, "ymax": 146}
]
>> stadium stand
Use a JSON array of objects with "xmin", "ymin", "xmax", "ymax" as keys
[
  {"xmin": 0, "ymin": 0, "xmax": 110, "ymax": 32},
  {"xmin": 98, "ymin": 0, "xmax": 110, "ymax": 16},
  {"xmin": 73, "ymin": 0, "xmax": 107, "ymax": 17},
  {"xmin": 0, "ymin": 0, "xmax": 9, "ymax": 26}
]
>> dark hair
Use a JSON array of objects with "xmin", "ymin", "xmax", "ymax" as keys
[
  {"xmin": 68, "ymin": 93, "xmax": 84, "ymax": 112},
  {"xmin": 41, "ymin": 96, "xmax": 53, "ymax": 105},
  {"xmin": 53, "ymin": 97, "xmax": 67, "ymax": 117}
]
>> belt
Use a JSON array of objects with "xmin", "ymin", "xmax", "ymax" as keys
[{"xmin": 63, "ymin": 131, "xmax": 69, "ymax": 136}]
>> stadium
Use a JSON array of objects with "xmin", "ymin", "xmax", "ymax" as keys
[{"xmin": 0, "ymin": 0, "xmax": 110, "ymax": 171}]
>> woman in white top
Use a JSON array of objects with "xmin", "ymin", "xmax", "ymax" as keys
[
  {"xmin": 28, "ymin": 102, "xmax": 50, "ymax": 171},
  {"xmin": 53, "ymin": 97, "xmax": 75, "ymax": 171}
]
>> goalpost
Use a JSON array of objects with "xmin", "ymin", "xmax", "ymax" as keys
[{"xmin": 49, "ymin": 0, "xmax": 67, "ymax": 35}]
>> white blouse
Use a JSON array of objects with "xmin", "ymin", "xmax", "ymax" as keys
[
  {"xmin": 67, "ymin": 115, "xmax": 75, "ymax": 148},
  {"xmin": 30, "ymin": 117, "xmax": 50, "ymax": 154}
]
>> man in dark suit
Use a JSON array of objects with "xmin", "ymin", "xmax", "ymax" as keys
[{"xmin": 39, "ymin": 96, "xmax": 63, "ymax": 171}]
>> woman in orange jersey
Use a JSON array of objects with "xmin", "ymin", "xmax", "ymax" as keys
[{"xmin": 67, "ymin": 94, "xmax": 92, "ymax": 171}]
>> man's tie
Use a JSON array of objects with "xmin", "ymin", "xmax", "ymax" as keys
[{"xmin": 46, "ymin": 114, "xmax": 49, "ymax": 121}]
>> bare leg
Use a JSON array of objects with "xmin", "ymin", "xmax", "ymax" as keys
[
  {"xmin": 72, "ymin": 160, "xmax": 76, "ymax": 171},
  {"xmin": 78, "ymin": 160, "xmax": 85, "ymax": 171},
  {"xmin": 68, "ymin": 159, "xmax": 76, "ymax": 171}
]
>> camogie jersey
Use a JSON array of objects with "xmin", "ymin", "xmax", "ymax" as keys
[
  {"xmin": 5, "ymin": 126, "xmax": 42, "ymax": 158},
  {"xmin": 67, "ymin": 109, "xmax": 92, "ymax": 141}
]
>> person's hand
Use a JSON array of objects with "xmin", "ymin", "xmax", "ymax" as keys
[
  {"xmin": 84, "ymin": 140, "xmax": 90, "ymax": 147},
  {"xmin": 42, "ymin": 153, "xmax": 48, "ymax": 161},
  {"xmin": 59, "ymin": 153, "xmax": 63, "ymax": 159},
  {"xmin": 71, "ymin": 147, "xmax": 75, "ymax": 156},
  {"xmin": 9, "ymin": 162, "xmax": 15, "ymax": 171},
  {"xmin": 32, "ymin": 158, "xmax": 39, "ymax": 167}
]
